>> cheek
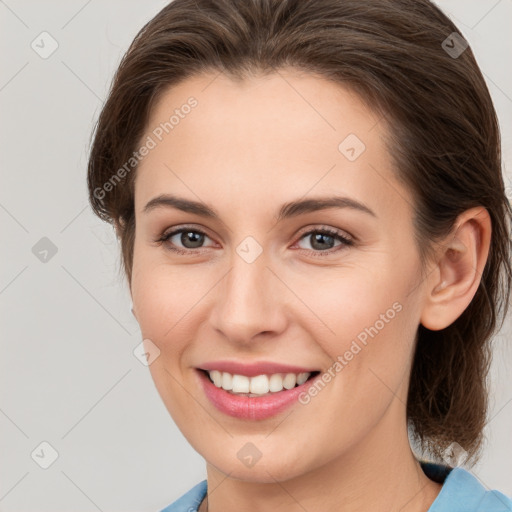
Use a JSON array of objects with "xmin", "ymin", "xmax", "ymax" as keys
[
  {"xmin": 296, "ymin": 261, "xmax": 418, "ymax": 401},
  {"xmin": 131, "ymin": 260, "xmax": 200, "ymax": 418},
  {"xmin": 131, "ymin": 256, "xmax": 183, "ymax": 364},
  {"xmin": 289, "ymin": 263, "xmax": 409, "ymax": 349},
  {"xmin": 131, "ymin": 242, "xmax": 197, "ymax": 339}
]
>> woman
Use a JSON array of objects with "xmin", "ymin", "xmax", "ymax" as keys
[{"xmin": 87, "ymin": 0, "xmax": 512, "ymax": 510}]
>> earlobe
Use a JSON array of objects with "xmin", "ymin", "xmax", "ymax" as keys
[{"xmin": 420, "ymin": 207, "xmax": 491, "ymax": 331}]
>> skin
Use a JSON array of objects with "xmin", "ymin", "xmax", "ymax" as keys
[{"xmin": 126, "ymin": 68, "xmax": 491, "ymax": 512}]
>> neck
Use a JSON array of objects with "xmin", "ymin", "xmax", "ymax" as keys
[{"xmin": 200, "ymin": 399, "xmax": 442, "ymax": 512}]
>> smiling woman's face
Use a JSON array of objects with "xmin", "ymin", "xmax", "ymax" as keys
[{"xmin": 130, "ymin": 69, "xmax": 429, "ymax": 482}]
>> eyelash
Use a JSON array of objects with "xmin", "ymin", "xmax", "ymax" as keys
[{"xmin": 155, "ymin": 225, "xmax": 354, "ymax": 257}]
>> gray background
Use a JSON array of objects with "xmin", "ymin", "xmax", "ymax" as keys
[{"xmin": 0, "ymin": 1, "xmax": 511, "ymax": 511}]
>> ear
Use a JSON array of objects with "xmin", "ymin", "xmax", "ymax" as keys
[{"xmin": 420, "ymin": 207, "xmax": 492, "ymax": 331}]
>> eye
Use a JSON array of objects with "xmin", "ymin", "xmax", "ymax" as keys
[
  {"xmin": 294, "ymin": 227, "xmax": 354, "ymax": 256},
  {"xmin": 156, "ymin": 226, "xmax": 215, "ymax": 255},
  {"xmin": 155, "ymin": 225, "xmax": 354, "ymax": 256}
]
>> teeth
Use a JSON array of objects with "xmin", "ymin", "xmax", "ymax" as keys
[
  {"xmin": 250, "ymin": 375, "xmax": 269, "ymax": 394},
  {"xmin": 269, "ymin": 373, "xmax": 283, "ymax": 392},
  {"xmin": 296, "ymin": 372, "xmax": 309, "ymax": 385},
  {"xmin": 221, "ymin": 372, "xmax": 233, "ymax": 390},
  {"xmin": 283, "ymin": 373, "xmax": 297, "ymax": 389},
  {"xmin": 232, "ymin": 374, "xmax": 250, "ymax": 393},
  {"xmin": 210, "ymin": 370, "xmax": 222, "ymax": 387},
  {"xmin": 207, "ymin": 370, "xmax": 312, "ymax": 395}
]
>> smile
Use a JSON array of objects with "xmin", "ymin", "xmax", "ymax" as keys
[
  {"xmin": 196, "ymin": 364, "xmax": 321, "ymax": 420},
  {"xmin": 206, "ymin": 370, "xmax": 314, "ymax": 395}
]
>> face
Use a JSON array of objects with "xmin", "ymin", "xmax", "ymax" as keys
[{"xmin": 130, "ymin": 69, "xmax": 427, "ymax": 482}]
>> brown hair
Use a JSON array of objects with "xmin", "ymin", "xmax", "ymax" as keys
[{"xmin": 87, "ymin": 0, "xmax": 512, "ymax": 464}]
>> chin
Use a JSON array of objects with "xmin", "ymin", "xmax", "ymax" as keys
[
  {"xmin": 199, "ymin": 441, "xmax": 320, "ymax": 484},
  {"xmin": 213, "ymin": 459, "xmax": 309, "ymax": 484}
]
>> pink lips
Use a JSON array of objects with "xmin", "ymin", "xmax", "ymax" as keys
[{"xmin": 196, "ymin": 361, "xmax": 320, "ymax": 420}]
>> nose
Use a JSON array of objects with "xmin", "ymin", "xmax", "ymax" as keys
[{"xmin": 208, "ymin": 247, "xmax": 288, "ymax": 346}]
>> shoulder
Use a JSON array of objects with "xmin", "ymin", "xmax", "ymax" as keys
[
  {"xmin": 159, "ymin": 480, "xmax": 207, "ymax": 512},
  {"xmin": 429, "ymin": 466, "xmax": 512, "ymax": 512}
]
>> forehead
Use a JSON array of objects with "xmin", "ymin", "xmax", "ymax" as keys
[
  {"xmin": 144, "ymin": 69, "xmax": 381, "ymax": 154},
  {"xmin": 134, "ymin": 69, "xmax": 410, "ymax": 224}
]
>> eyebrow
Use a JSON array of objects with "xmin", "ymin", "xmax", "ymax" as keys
[{"xmin": 143, "ymin": 193, "xmax": 377, "ymax": 220}]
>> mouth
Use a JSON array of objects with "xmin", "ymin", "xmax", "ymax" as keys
[
  {"xmin": 201, "ymin": 369, "xmax": 321, "ymax": 397},
  {"xmin": 196, "ymin": 367, "xmax": 322, "ymax": 420}
]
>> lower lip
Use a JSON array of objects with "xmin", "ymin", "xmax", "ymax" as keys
[{"xmin": 197, "ymin": 370, "xmax": 320, "ymax": 420}]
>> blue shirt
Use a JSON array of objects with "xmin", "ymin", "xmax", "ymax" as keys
[{"xmin": 159, "ymin": 462, "xmax": 512, "ymax": 512}]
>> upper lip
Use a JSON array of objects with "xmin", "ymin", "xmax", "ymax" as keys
[{"xmin": 197, "ymin": 360, "xmax": 318, "ymax": 377}]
